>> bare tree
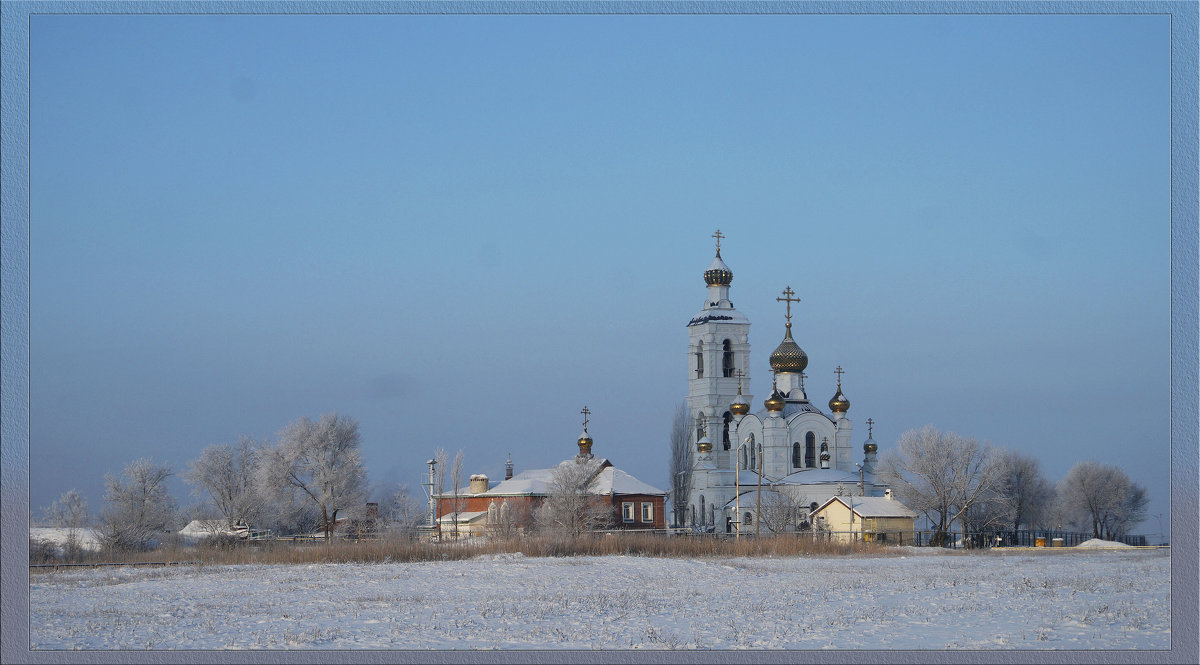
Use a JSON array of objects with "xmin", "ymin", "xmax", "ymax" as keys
[
  {"xmin": 1057, "ymin": 461, "xmax": 1149, "ymax": 540},
  {"xmin": 380, "ymin": 484, "xmax": 424, "ymax": 541},
  {"xmin": 535, "ymin": 459, "xmax": 610, "ymax": 538},
  {"xmin": 96, "ymin": 458, "xmax": 178, "ymax": 552},
  {"xmin": 668, "ymin": 402, "xmax": 692, "ymax": 528},
  {"xmin": 756, "ymin": 490, "xmax": 799, "ymax": 534},
  {"xmin": 877, "ymin": 425, "xmax": 998, "ymax": 546},
  {"xmin": 258, "ymin": 412, "xmax": 368, "ymax": 542},
  {"xmin": 432, "ymin": 447, "xmax": 448, "ymax": 541},
  {"xmin": 450, "ymin": 450, "xmax": 465, "ymax": 540},
  {"xmin": 184, "ymin": 436, "xmax": 260, "ymax": 533},
  {"xmin": 487, "ymin": 499, "xmax": 532, "ymax": 540},
  {"xmin": 44, "ymin": 489, "xmax": 90, "ymax": 558}
]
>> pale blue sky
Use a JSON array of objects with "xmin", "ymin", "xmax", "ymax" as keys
[{"xmin": 29, "ymin": 14, "xmax": 1171, "ymax": 535}]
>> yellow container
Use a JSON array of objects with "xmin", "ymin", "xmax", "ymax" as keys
[{"xmin": 1035, "ymin": 537, "xmax": 1046, "ymax": 547}]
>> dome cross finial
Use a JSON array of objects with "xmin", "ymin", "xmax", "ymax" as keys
[
  {"xmin": 580, "ymin": 405, "xmax": 590, "ymax": 434},
  {"xmin": 866, "ymin": 418, "xmax": 875, "ymax": 437},
  {"xmin": 834, "ymin": 365, "xmax": 845, "ymax": 387},
  {"xmin": 776, "ymin": 286, "xmax": 800, "ymax": 327},
  {"xmin": 712, "ymin": 229, "xmax": 724, "ymax": 255}
]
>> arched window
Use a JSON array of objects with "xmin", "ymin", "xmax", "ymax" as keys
[
  {"xmin": 722, "ymin": 412, "xmax": 732, "ymax": 450},
  {"xmin": 740, "ymin": 446, "xmax": 746, "ymax": 470},
  {"xmin": 722, "ymin": 339, "xmax": 734, "ymax": 377},
  {"xmin": 695, "ymin": 342, "xmax": 704, "ymax": 378},
  {"xmin": 699, "ymin": 496, "xmax": 706, "ymax": 525},
  {"xmin": 810, "ymin": 501, "xmax": 819, "ymax": 513},
  {"xmin": 690, "ymin": 505, "xmax": 696, "ymax": 527},
  {"xmin": 749, "ymin": 443, "xmax": 756, "ymax": 471},
  {"xmin": 805, "ymin": 432, "xmax": 816, "ymax": 468},
  {"xmin": 695, "ymin": 412, "xmax": 706, "ymax": 443},
  {"xmin": 709, "ymin": 505, "xmax": 715, "ymax": 527},
  {"xmin": 743, "ymin": 512, "xmax": 753, "ymax": 525},
  {"xmin": 792, "ymin": 443, "xmax": 802, "ymax": 469}
]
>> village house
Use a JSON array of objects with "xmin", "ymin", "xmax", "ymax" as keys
[{"xmin": 810, "ymin": 490, "xmax": 917, "ymax": 543}]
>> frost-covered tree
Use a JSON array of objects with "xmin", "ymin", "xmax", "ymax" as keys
[
  {"xmin": 535, "ymin": 458, "xmax": 610, "ymax": 538},
  {"xmin": 184, "ymin": 436, "xmax": 261, "ymax": 532},
  {"xmin": 1057, "ymin": 461, "xmax": 1149, "ymax": 539},
  {"xmin": 992, "ymin": 449, "xmax": 1055, "ymax": 532},
  {"xmin": 378, "ymin": 484, "xmax": 424, "ymax": 541},
  {"xmin": 44, "ymin": 489, "xmax": 90, "ymax": 558},
  {"xmin": 667, "ymin": 402, "xmax": 692, "ymax": 528},
  {"xmin": 756, "ymin": 490, "xmax": 799, "ymax": 534},
  {"xmin": 258, "ymin": 412, "xmax": 368, "ymax": 542},
  {"xmin": 877, "ymin": 425, "xmax": 999, "ymax": 546},
  {"xmin": 97, "ymin": 458, "xmax": 178, "ymax": 551},
  {"xmin": 487, "ymin": 499, "xmax": 532, "ymax": 540}
]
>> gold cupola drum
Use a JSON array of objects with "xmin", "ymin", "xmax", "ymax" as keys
[{"xmin": 829, "ymin": 365, "xmax": 850, "ymax": 414}]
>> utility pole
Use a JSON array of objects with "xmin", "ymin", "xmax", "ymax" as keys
[{"xmin": 425, "ymin": 458, "xmax": 437, "ymax": 541}]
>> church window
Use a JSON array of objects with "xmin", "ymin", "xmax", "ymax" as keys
[
  {"xmin": 622, "ymin": 503, "xmax": 634, "ymax": 522},
  {"xmin": 740, "ymin": 446, "xmax": 746, "ymax": 470},
  {"xmin": 722, "ymin": 412, "xmax": 732, "ymax": 450},
  {"xmin": 749, "ymin": 443, "xmax": 756, "ymax": 470},
  {"xmin": 792, "ymin": 443, "xmax": 802, "ymax": 469},
  {"xmin": 695, "ymin": 342, "xmax": 704, "ymax": 378},
  {"xmin": 690, "ymin": 505, "xmax": 696, "ymax": 526},
  {"xmin": 810, "ymin": 501, "xmax": 819, "ymax": 513},
  {"xmin": 805, "ymin": 432, "xmax": 816, "ymax": 468},
  {"xmin": 722, "ymin": 339, "xmax": 734, "ymax": 377},
  {"xmin": 743, "ymin": 512, "xmax": 753, "ymax": 525},
  {"xmin": 699, "ymin": 496, "xmax": 706, "ymax": 525},
  {"xmin": 709, "ymin": 505, "xmax": 715, "ymax": 527}
]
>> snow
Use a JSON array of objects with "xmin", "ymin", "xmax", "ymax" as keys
[
  {"xmin": 822, "ymin": 496, "xmax": 919, "ymax": 518},
  {"xmin": 593, "ymin": 467, "xmax": 666, "ymax": 495},
  {"xmin": 28, "ymin": 548, "xmax": 1170, "ymax": 650},
  {"xmin": 28, "ymin": 527, "xmax": 101, "ymax": 552},
  {"xmin": 1076, "ymin": 538, "xmax": 1135, "ymax": 549},
  {"xmin": 481, "ymin": 459, "xmax": 664, "ymax": 497}
]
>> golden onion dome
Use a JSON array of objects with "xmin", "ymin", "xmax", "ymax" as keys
[
  {"xmin": 829, "ymin": 387, "xmax": 850, "ymax": 413},
  {"xmin": 764, "ymin": 389, "xmax": 785, "ymax": 412},
  {"xmin": 696, "ymin": 434, "xmax": 712, "ymax": 453},
  {"xmin": 577, "ymin": 431, "xmax": 594, "ymax": 456},
  {"xmin": 703, "ymin": 252, "xmax": 733, "ymax": 286},
  {"xmin": 730, "ymin": 395, "xmax": 750, "ymax": 416},
  {"xmin": 864, "ymin": 440, "xmax": 878, "ymax": 455},
  {"xmin": 769, "ymin": 324, "xmax": 808, "ymax": 374}
]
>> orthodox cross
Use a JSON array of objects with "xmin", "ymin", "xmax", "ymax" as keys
[
  {"xmin": 776, "ymin": 286, "xmax": 800, "ymax": 325},
  {"xmin": 580, "ymin": 406, "xmax": 590, "ymax": 433},
  {"xmin": 834, "ymin": 365, "xmax": 845, "ymax": 387},
  {"xmin": 866, "ymin": 418, "xmax": 875, "ymax": 437},
  {"xmin": 712, "ymin": 229, "xmax": 724, "ymax": 254},
  {"xmin": 735, "ymin": 368, "xmax": 744, "ymax": 394}
]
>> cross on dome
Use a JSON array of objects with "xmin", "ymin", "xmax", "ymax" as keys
[
  {"xmin": 712, "ymin": 229, "xmax": 724, "ymax": 255},
  {"xmin": 834, "ymin": 365, "xmax": 845, "ymax": 387},
  {"xmin": 776, "ymin": 286, "xmax": 801, "ymax": 326},
  {"xmin": 866, "ymin": 418, "xmax": 875, "ymax": 437},
  {"xmin": 580, "ymin": 405, "xmax": 591, "ymax": 433}
]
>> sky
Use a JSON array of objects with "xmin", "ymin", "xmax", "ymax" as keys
[{"xmin": 27, "ymin": 13, "xmax": 1171, "ymax": 538}]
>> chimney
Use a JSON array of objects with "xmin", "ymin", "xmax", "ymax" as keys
[
  {"xmin": 884, "ymin": 488, "xmax": 893, "ymax": 501},
  {"xmin": 505, "ymin": 454, "xmax": 513, "ymax": 480},
  {"xmin": 469, "ymin": 474, "xmax": 489, "ymax": 494}
]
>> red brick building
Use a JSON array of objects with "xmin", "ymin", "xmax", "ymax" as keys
[{"xmin": 435, "ymin": 421, "xmax": 667, "ymax": 538}]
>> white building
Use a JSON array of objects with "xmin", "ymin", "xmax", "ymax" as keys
[{"xmin": 685, "ymin": 232, "xmax": 888, "ymax": 534}]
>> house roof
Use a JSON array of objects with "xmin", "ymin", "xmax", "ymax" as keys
[
  {"xmin": 474, "ymin": 458, "xmax": 665, "ymax": 497},
  {"xmin": 813, "ymin": 495, "xmax": 917, "ymax": 518},
  {"xmin": 436, "ymin": 511, "xmax": 488, "ymax": 524}
]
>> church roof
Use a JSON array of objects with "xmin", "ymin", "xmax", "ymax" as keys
[
  {"xmin": 687, "ymin": 307, "xmax": 750, "ymax": 327},
  {"xmin": 775, "ymin": 468, "xmax": 863, "ymax": 486}
]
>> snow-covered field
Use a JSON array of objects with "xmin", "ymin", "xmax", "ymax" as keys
[{"xmin": 28, "ymin": 547, "xmax": 1169, "ymax": 651}]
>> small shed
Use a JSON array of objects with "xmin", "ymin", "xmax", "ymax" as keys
[{"xmin": 810, "ymin": 491, "xmax": 917, "ymax": 544}]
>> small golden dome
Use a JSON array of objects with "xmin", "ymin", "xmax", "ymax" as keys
[
  {"xmin": 577, "ymin": 432, "xmax": 593, "ymax": 457},
  {"xmin": 769, "ymin": 325, "xmax": 808, "ymax": 374},
  {"xmin": 703, "ymin": 252, "xmax": 733, "ymax": 286},
  {"xmin": 730, "ymin": 397, "xmax": 750, "ymax": 416},
  {"xmin": 864, "ymin": 440, "xmax": 878, "ymax": 454},
  {"xmin": 764, "ymin": 389, "xmax": 785, "ymax": 412},
  {"xmin": 697, "ymin": 435, "xmax": 712, "ymax": 453},
  {"xmin": 829, "ymin": 388, "xmax": 850, "ymax": 413}
]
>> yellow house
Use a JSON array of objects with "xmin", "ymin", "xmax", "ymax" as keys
[{"xmin": 811, "ymin": 490, "xmax": 917, "ymax": 544}]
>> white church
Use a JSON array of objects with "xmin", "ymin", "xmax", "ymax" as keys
[{"xmin": 685, "ymin": 231, "xmax": 902, "ymax": 534}]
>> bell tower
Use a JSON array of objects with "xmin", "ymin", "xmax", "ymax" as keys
[{"xmin": 686, "ymin": 230, "xmax": 752, "ymax": 471}]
